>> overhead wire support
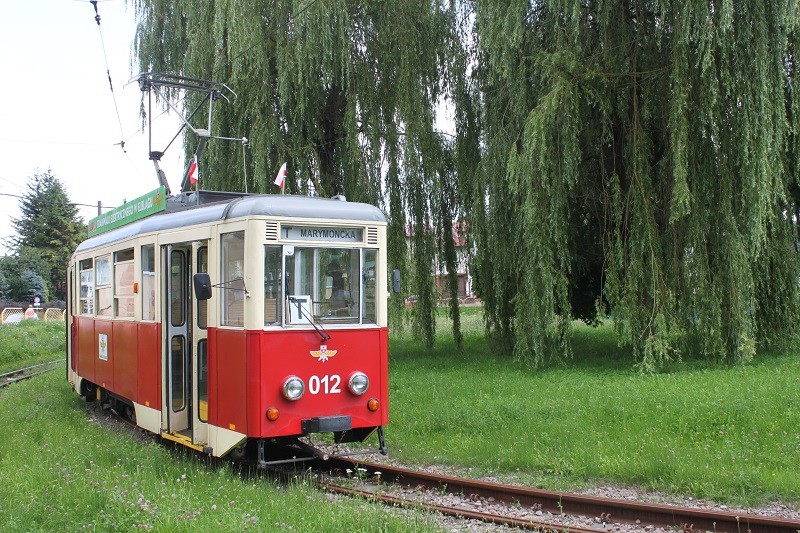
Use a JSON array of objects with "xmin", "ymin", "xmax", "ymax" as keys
[
  {"xmin": 133, "ymin": 72, "xmax": 246, "ymax": 195},
  {"xmin": 88, "ymin": 0, "xmax": 127, "ymax": 153},
  {"xmin": 135, "ymin": 72, "xmax": 236, "ymax": 104}
]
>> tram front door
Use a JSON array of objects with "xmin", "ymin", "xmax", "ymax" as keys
[{"xmin": 164, "ymin": 241, "xmax": 209, "ymax": 447}]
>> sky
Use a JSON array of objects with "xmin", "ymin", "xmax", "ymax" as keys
[{"xmin": 0, "ymin": 0, "xmax": 183, "ymax": 254}]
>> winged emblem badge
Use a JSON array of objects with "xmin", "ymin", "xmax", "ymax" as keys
[{"xmin": 310, "ymin": 344, "xmax": 337, "ymax": 362}]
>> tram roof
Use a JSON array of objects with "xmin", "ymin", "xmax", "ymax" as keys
[{"xmin": 75, "ymin": 193, "xmax": 386, "ymax": 254}]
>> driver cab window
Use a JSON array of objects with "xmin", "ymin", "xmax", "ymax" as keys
[{"xmin": 284, "ymin": 247, "xmax": 360, "ymax": 324}]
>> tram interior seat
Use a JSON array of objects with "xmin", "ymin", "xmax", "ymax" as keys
[
  {"xmin": 317, "ymin": 299, "xmax": 351, "ymax": 317},
  {"xmin": 199, "ymin": 399, "xmax": 208, "ymax": 422},
  {"xmin": 264, "ymin": 298, "xmax": 278, "ymax": 324},
  {"xmin": 226, "ymin": 298, "xmax": 281, "ymax": 326},
  {"xmin": 226, "ymin": 299, "xmax": 244, "ymax": 327}
]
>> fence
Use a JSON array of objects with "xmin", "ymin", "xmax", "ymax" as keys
[{"xmin": 0, "ymin": 307, "xmax": 65, "ymax": 324}]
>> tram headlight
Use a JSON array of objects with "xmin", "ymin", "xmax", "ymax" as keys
[
  {"xmin": 348, "ymin": 372, "xmax": 370, "ymax": 396},
  {"xmin": 282, "ymin": 376, "xmax": 305, "ymax": 401}
]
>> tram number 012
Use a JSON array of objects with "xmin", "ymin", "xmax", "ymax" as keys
[{"xmin": 309, "ymin": 374, "xmax": 341, "ymax": 395}]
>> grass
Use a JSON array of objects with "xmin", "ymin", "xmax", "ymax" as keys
[
  {"xmin": 388, "ymin": 308, "xmax": 800, "ymax": 506},
  {"xmin": 0, "ymin": 309, "xmax": 798, "ymax": 530},
  {"xmin": 0, "ymin": 370, "xmax": 440, "ymax": 532},
  {"xmin": 0, "ymin": 320, "xmax": 65, "ymax": 373}
]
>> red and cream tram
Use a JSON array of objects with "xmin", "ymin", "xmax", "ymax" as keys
[{"xmin": 66, "ymin": 190, "xmax": 389, "ymax": 464}]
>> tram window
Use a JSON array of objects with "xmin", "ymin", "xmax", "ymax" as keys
[
  {"xmin": 170, "ymin": 336, "xmax": 185, "ymax": 412},
  {"xmin": 197, "ymin": 246, "xmax": 208, "ymax": 329},
  {"xmin": 79, "ymin": 259, "xmax": 94, "ymax": 315},
  {"xmin": 221, "ymin": 232, "xmax": 245, "ymax": 327},
  {"xmin": 170, "ymin": 250, "xmax": 186, "ymax": 327},
  {"xmin": 284, "ymin": 247, "xmax": 360, "ymax": 324},
  {"xmin": 363, "ymin": 249, "xmax": 377, "ymax": 323},
  {"xmin": 264, "ymin": 246, "xmax": 281, "ymax": 325},
  {"xmin": 95, "ymin": 255, "xmax": 112, "ymax": 317},
  {"xmin": 114, "ymin": 249, "xmax": 135, "ymax": 318},
  {"xmin": 197, "ymin": 339, "xmax": 208, "ymax": 422},
  {"xmin": 141, "ymin": 245, "xmax": 156, "ymax": 321}
]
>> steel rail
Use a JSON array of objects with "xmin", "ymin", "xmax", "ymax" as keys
[
  {"xmin": 319, "ymin": 480, "xmax": 604, "ymax": 532},
  {"xmin": 0, "ymin": 360, "xmax": 63, "ymax": 388},
  {"xmin": 327, "ymin": 458, "xmax": 800, "ymax": 533}
]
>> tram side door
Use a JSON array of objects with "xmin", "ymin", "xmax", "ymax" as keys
[
  {"xmin": 164, "ymin": 244, "xmax": 192, "ymax": 436},
  {"xmin": 192, "ymin": 241, "xmax": 209, "ymax": 445}
]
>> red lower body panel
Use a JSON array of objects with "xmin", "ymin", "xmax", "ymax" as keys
[
  {"xmin": 208, "ymin": 327, "xmax": 388, "ymax": 439},
  {"xmin": 73, "ymin": 318, "xmax": 160, "ymax": 410},
  {"xmin": 111, "ymin": 322, "xmax": 137, "ymax": 401},
  {"xmin": 207, "ymin": 328, "xmax": 248, "ymax": 433},
  {"xmin": 137, "ymin": 323, "xmax": 161, "ymax": 409},
  {"xmin": 74, "ymin": 317, "xmax": 388, "ymax": 444}
]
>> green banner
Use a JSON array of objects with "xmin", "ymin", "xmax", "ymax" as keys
[{"xmin": 88, "ymin": 186, "xmax": 167, "ymax": 237}]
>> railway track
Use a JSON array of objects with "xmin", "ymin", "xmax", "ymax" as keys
[
  {"xmin": 0, "ymin": 360, "xmax": 63, "ymax": 388},
  {"xmin": 316, "ymin": 457, "xmax": 800, "ymax": 533},
  {"xmin": 86, "ymin": 391, "xmax": 800, "ymax": 532}
]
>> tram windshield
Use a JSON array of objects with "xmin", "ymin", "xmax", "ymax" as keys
[{"xmin": 264, "ymin": 246, "xmax": 377, "ymax": 326}]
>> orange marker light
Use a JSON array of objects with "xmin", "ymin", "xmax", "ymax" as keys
[
  {"xmin": 367, "ymin": 398, "xmax": 379, "ymax": 412},
  {"xmin": 133, "ymin": 282, "xmax": 139, "ymax": 294},
  {"xmin": 266, "ymin": 407, "xmax": 280, "ymax": 421}
]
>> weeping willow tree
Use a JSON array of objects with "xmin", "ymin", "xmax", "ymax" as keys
[
  {"xmin": 132, "ymin": 0, "xmax": 800, "ymax": 367},
  {"xmin": 469, "ymin": 0, "xmax": 800, "ymax": 369},
  {"xmin": 132, "ymin": 0, "xmax": 469, "ymax": 347}
]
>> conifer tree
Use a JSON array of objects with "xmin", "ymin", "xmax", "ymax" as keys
[
  {"xmin": 0, "ymin": 271, "xmax": 8, "ymax": 300},
  {"xmin": 10, "ymin": 169, "xmax": 86, "ymax": 300},
  {"xmin": 0, "ymin": 248, "xmax": 51, "ymax": 303},
  {"xmin": 20, "ymin": 269, "xmax": 47, "ymax": 303}
]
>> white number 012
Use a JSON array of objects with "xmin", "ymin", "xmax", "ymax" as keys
[{"xmin": 308, "ymin": 374, "xmax": 341, "ymax": 395}]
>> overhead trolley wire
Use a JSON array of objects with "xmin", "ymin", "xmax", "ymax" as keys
[
  {"xmin": 72, "ymin": 0, "xmax": 324, "ymax": 192},
  {"xmin": 88, "ymin": 0, "xmax": 127, "ymax": 153},
  {"xmin": 0, "ymin": 136, "xmax": 114, "ymax": 147},
  {"xmin": 0, "ymin": 192, "xmax": 117, "ymax": 211}
]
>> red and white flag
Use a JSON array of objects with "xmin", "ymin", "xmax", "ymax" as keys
[
  {"xmin": 188, "ymin": 155, "xmax": 199, "ymax": 184},
  {"xmin": 274, "ymin": 162, "xmax": 287, "ymax": 190}
]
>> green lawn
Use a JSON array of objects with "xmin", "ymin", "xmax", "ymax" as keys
[
  {"xmin": 0, "ymin": 320, "xmax": 65, "ymax": 373},
  {"xmin": 389, "ymin": 310, "xmax": 800, "ymax": 505},
  {"xmin": 0, "ymin": 308, "xmax": 797, "ymax": 532},
  {"xmin": 0, "ymin": 369, "xmax": 439, "ymax": 532}
]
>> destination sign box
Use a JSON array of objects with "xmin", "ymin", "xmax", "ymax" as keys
[{"xmin": 282, "ymin": 226, "xmax": 363, "ymax": 242}]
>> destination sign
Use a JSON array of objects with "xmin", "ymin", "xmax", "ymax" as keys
[{"xmin": 282, "ymin": 226, "xmax": 363, "ymax": 243}]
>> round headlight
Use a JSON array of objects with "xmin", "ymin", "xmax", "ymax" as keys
[
  {"xmin": 348, "ymin": 372, "xmax": 369, "ymax": 396},
  {"xmin": 282, "ymin": 376, "xmax": 305, "ymax": 401}
]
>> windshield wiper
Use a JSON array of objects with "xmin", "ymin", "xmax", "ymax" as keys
[{"xmin": 288, "ymin": 296, "xmax": 331, "ymax": 342}]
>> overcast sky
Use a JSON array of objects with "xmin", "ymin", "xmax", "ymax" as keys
[{"xmin": 0, "ymin": 0, "xmax": 183, "ymax": 254}]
